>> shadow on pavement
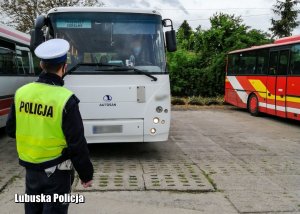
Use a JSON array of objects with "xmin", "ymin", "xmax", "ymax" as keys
[
  {"xmin": 87, "ymin": 141, "xmax": 174, "ymax": 160},
  {"xmin": 228, "ymin": 107, "xmax": 300, "ymax": 128}
]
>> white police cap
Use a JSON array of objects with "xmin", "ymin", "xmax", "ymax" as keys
[{"xmin": 34, "ymin": 39, "xmax": 70, "ymax": 64}]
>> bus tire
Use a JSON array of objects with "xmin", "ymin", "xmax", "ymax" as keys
[{"xmin": 248, "ymin": 94, "xmax": 260, "ymax": 116}]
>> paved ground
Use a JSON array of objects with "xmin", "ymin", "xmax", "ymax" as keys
[{"xmin": 0, "ymin": 107, "xmax": 300, "ymax": 213}]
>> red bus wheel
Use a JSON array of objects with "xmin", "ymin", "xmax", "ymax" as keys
[{"xmin": 248, "ymin": 94, "xmax": 259, "ymax": 116}]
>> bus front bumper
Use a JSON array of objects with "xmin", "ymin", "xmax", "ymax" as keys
[{"xmin": 83, "ymin": 119, "xmax": 169, "ymax": 143}]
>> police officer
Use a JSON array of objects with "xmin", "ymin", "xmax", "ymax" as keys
[
  {"xmin": 128, "ymin": 36, "xmax": 152, "ymax": 66},
  {"xmin": 6, "ymin": 39, "xmax": 94, "ymax": 214}
]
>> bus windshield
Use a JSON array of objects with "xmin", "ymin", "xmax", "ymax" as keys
[{"xmin": 49, "ymin": 12, "xmax": 166, "ymax": 74}]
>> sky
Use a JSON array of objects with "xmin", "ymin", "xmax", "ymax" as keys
[{"xmin": 101, "ymin": 0, "xmax": 300, "ymax": 34}]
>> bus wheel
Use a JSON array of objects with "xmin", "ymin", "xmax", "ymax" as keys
[{"xmin": 248, "ymin": 94, "xmax": 259, "ymax": 116}]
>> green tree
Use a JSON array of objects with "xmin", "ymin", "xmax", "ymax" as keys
[
  {"xmin": 0, "ymin": 0, "xmax": 104, "ymax": 33},
  {"xmin": 168, "ymin": 13, "xmax": 271, "ymax": 97},
  {"xmin": 178, "ymin": 20, "xmax": 192, "ymax": 40},
  {"xmin": 194, "ymin": 13, "xmax": 269, "ymax": 54},
  {"xmin": 270, "ymin": 0, "xmax": 300, "ymax": 38},
  {"xmin": 176, "ymin": 20, "xmax": 194, "ymax": 50},
  {"xmin": 168, "ymin": 50, "xmax": 201, "ymax": 96}
]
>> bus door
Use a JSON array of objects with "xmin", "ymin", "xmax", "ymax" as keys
[
  {"xmin": 267, "ymin": 49, "xmax": 289, "ymax": 117},
  {"xmin": 267, "ymin": 51, "xmax": 278, "ymax": 115},
  {"xmin": 275, "ymin": 49, "xmax": 289, "ymax": 117},
  {"xmin": 287, "ymin": 44, "xmax": 300, "ymax": 120}
]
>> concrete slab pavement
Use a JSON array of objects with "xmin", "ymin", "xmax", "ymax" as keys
[
  {"xmin": 1, "ymin": 108, "xmax": 300, "ymax": 213},
  {"xmin": 0, "ymin": 176, "xmax": 238, "ymax": 214}
]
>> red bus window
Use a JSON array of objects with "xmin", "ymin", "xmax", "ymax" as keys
[
  {"xmin": 278, "ymin": 50, "xmax": 289, "ymax": 75},
  {"xmin": 228, "ymin": 54, "xmax": 239, "ymax": 75},
  {"xmin": 290, "ymin": 44, "xmax": 300, "ymax": 75},
  {"xmin": 269, "ymin": 51, "xmax": 278, "ymax": 75},
  {"xmin": 239, "ymin": 52, "xmax": 256, "ymax": 75},
  {"xmin": 256, "ymin": 49, "xmax": 268, "ymax": 75}
]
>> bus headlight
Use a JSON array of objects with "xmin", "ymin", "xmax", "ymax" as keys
[
  {"xmin": 150, "ymin": 128, "xmax": 156, "ymax": 134},
  {"xmin": 153, "ymin": 117, "xmax": 160, "ymax": 124},
  {"xmin": 156, "ymin": 106, "xmax": 163, "ymax": 113}
]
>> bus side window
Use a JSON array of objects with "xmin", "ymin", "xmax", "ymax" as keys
[
  {"xmin": 32, "ymin": 55, "xmax": 42, "ymax": 75},
  {"xmin": 0, "ymin": 48, "xmax": 6, "ymax": 74},
  {"xmin": 290, "ymin": 44, "xmax": 300, "ymax": 75},
  {"xmin": 277, "ymin": 50, "xmax": 289, "ymax": 75},
  {"xmin": 240, "ymin": 51, "xmax": 256, "ymax": 75},
  {"xmin": 16, "ymin": 48, "xmax": 31, "ymax": 75},
  {"xmin": 256, "ymin": 49, "xmax": 268, "ymax": 75},
  {"xmin": 239, "ymin": 59, "xmax": 245, "ymax": 74},
  {"xmin": 0, "ymin": 47, "xmax": 17, "ymax": 75},
  {"xmin": 227, "ymin": 54, "xmax": 239, "ymax": 75},
  {"xmin": 269, "ymin": 52, "xmax": 278, "ymax": 75}
]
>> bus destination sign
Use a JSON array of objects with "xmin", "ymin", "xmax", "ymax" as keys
[{"xmin": 56, "ymin": 19, "xmax": 91, "ymax": 29}]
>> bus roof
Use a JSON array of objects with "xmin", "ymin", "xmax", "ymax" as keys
[
  {"xmin": 0, "ymin": 23, "xmax": 30, "ymax": 46},
  {"xmin": 48, "ymin": 7, "xmax": 162, "ymax": 16},
  {"xmin": 229, "ymin": 35, "xmax": 300, "ymax": 54}
]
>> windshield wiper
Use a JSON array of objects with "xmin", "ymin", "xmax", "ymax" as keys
[
  {"xmin": 129, "ymin": 67, "xmax": 158, "ymax": 81},
  {"xmin": 95, "ymin": 66, "xmax": 157, "ymax": 81},
  {"xmin": 107, "ymin": 67, "xmax": 157, "ymax": 81},
  {"xmin": 67, "ymin": 63, "xmax": 121, "ymax": 74},
  {"xmin": 66, "ymin": 63, "xmax": 157, "ymax": 81}
]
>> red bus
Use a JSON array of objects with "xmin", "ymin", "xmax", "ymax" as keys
[{"xmin": 225, "ymin": 35, "xmax": 300, "ymax": 121}]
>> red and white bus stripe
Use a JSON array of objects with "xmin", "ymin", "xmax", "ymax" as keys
[
  {"xmin": 259, "ymin": 102, "xmax": 300, "ymax": 114},
  {"xmin": 227, "ymin": 76, "xmax": 248, "ymax": 103},
  {"xmin": 0, "ymin": 95, "xmax": 14, "ymax": 116},
  {"xmin": 0, "ymin": 24, "xmax": 30, "ymax": 45},
  {"xmin": 228, "ymin": 77, "xmax": 300, "ymax": 115}
]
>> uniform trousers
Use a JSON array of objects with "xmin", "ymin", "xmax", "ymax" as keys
[{"xmin": 25, "ymin": 167, "xmax": 74, "ymax": 214}]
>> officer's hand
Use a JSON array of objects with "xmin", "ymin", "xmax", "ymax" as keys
[{"xmin": 81, "ymin": 180, "xmax": 93, "ymax": 188}]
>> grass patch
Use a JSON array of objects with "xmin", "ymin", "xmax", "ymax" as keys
[
  {"xmin": 172, "ymin": 96, "xmax": 225, "ymax": 106},
  {"xmin": 201, "ymin": 170, "xmax": 218, "ymax": 191},
  {"xmin": 171, "ymin": 97, "xmax": 186, "ymax": 105},
  {"xmin": 188, "ymin": 96, "xmax": 205, "ymax": 106}
]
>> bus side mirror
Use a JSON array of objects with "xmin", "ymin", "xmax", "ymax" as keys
[
  {"xmin": 165, "ymin": 30, "xmax": 177, "ymax": 52},
  {"xmin": 30, "ymin": 15, "xmax": 46, "ymax": 51},
  {"xmin": 30, "ymin": 29, "xmax": 44, "ymax": 51},
  {"xmin": 163, "ymin": 19, "xmax": 177, "ymax": 52}
]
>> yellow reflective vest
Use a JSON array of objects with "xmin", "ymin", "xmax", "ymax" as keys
[{"xmin": 15, "ymin": 82, "xmax": 73, "ymax": 164}]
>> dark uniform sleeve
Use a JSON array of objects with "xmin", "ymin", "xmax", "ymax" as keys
[
  {"xmin": 6, "ymin": 102, "xmax": 16, "ymax": 139},
  {"xmin": 62, "ymin": 95, "xmax": 94, "ymax": 183}
]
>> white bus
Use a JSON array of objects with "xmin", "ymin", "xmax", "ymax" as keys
[
  {"xmin": 0, "ymin": 24, "xmax": 40, "ymax": 128},
  {"xmin": 31, "ymin": 7, "xmax": 177, "ymax": 143}
]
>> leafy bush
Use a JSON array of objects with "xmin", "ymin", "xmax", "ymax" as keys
[
  {"xmin": 168, "ymin": 51, "xmax": 226, "ymax": 97},
  {"xmin": 171, "ymin": 97, "xmax": 186, "ymax": 105},
  {"xmin": 168, "ymin": 13, "xmax": 271, "ymax": 98},
  {"xmin": 186, "ymin": 96, "xmax": 224, "ymax": 106},
  {"xmin": 203, "ymin": 97, "xmax": 224, "ymax": 105},
  {"xmin": 188, "ymin": 96, "xmax": 205, "ymax": 105}
]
